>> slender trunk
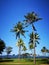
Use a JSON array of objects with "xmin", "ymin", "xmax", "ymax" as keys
[
  {"xmin": 33, "ymin": 33, "xmax": 36, "ymax": 64},
  {"xmin": 19, "ymin": 46, "xmax": 21, "ymax": 59},
  {"xmin": 34, "ymin": 45, "xmax": 36, "ymax": 64},
  {"xmin": 18, "ymin": 34, "xmax": 21, "ymax": 59},
  {"xmin": 32, "ymin": 24, "xmax": 36, "ymax": 64}
]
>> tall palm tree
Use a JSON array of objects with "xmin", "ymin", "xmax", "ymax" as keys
[
  {"xmin": 24, "ymin": 11, "xmax": 42, "ymax": 64},
  {"xmin": 24, "ymin": 12, "xmax": 42, "ymax": 31},
  {"xmin": 12, "ymin": 21, "xmax": 26, "ymax": 39},
  {"xmin": 29, "ymin": 32, "xmax": 40, "ymax": 45},
  {"xmin": 12, "ymin": 21, "xmax": 27, "ymax": 59},
  {"xmin": 29, "ymin": 32, "xmax": 40, "ymax": 57},
  {"xmin": 16, "ymin": 38, "xmax": 25, "ymax": 58}
]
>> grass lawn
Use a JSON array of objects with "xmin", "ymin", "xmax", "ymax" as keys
[{"xmin": 0, "ymin": 58, "xmax": 49, "ymax": 65}]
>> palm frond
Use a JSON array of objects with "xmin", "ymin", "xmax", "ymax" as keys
[
  {"xmin": 16, "ymin": 32, "xmax": 20, "ymax": 39},
  {"xmin": 35, "ymin": 33, "xmax": 40, "ymax": 40},
  {"xmin": 29, "ymin": 40, "xmax": 34, "ymax": 44},
  {"xmin": 36, "ymin": 18, "xmax": 42, "ymax": 21},
  {"xmin": 32, "ymin": 24, "xmax": 37, "ymax": 31},
  {"xmin": 24, "ymin": 12, "xmax": 42, "ymax": 24},
  {"xmin": 11, "ymin": 21, "xmax": 27, "ymax": 39},
  {"xmin": 36, "ymin": 41, "xmax": 39, "ymax": 44}
]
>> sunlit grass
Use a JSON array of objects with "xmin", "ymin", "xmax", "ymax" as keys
[{"xmin": 0, "ymin": 58, "xmax": 49, "ymax": 65}]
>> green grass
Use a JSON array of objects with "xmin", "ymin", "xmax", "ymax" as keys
[{"xmin": 0, "ymin": 58, "xmax": 49, "ymax": 65}]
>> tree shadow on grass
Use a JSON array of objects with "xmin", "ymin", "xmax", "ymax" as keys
[
  {"xmin": 26, "ymin": 58, "xmax": 49, "ymax": 64},
  {"xmin": 40, "ymin": 58, "xmax": 49, "ymax": 64},
  {"xmin": 36, "ymin": 58, "xmax": 49, "ymax": 64},
  {"xmin": 0, "ymin": 59, "xmax": 14, "ymax": 62}
]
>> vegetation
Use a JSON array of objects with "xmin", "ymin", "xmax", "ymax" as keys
[
  {"xmin": 0, "ymin": 58, "xmax": 49, "ymax": 65},
  {"xmin": 5, "ymin": 47, "xmax": 12, "ymax": 57},
  {"xmin": 29, "ymin": 32, "xmax": 40, "ymax": 54},
  {"xmin": 0, "ymin": 39, "xmax": 6, "ymax": 55},
  {"xmin": 0, "ymin": 11, "xmax": 49, "ymax": 65},
  {"xmin": 22, "ymin": 45, "xmax": 27, "ymax": 53},
  {"xmin": 16, "ymin": 38, "xmax": 27, "ymax": 58},
  {"xmin": 24, "ymin": 11, "xmax": 42, "ymax": 64},
  {"xmin": 11, "ymin": 21, "xmax": 27, "ymax": 59},
  {"xmin": 41, "ymin": 47, "xmax": 49, "ymax": 56}
]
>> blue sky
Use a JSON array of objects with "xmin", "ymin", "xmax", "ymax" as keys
[{"xmin": 0, "ymin": 0, "xmax": 49, "ymax": 55}]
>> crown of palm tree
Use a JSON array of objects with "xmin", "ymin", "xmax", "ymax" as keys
[
  {"xmin": 24, "ymin": 12, "xmax": 42, "ymax": 23},
  {"xmin": 24, "ymin": 12, "xmax": 42, "ymax": 31},
  {"xmin": 16, "ymin": 38, "xmax": 24, "ymax": 47},
  {"xmin": 11, "ymin": 21, "xmax": 27, "ymax": 39},
  {"xmin": 29, "ymin": 43, "xmax": 34, "ymax": 49},
  {"xmin": 29, "ymin": 32, "xmax": 40, "ymax": 47},
  {"xmin": 22, "ymin": 45, "xmax": 27, "ymax": 51}
]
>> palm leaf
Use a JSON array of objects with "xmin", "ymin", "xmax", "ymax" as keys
[
  {"xmin": 24, "ymin": 12, "xmax": 42, "ymax": 24},
  {"xmin": 36, "ymin": 41, "xmax": 39, "ymax": 44},
  {"xmin": 36, "ymin": 18, "xmax": 42, "ymax": 21},
  {"xmin": 32, "ymin": 24, "xmax": 37, "ymax": 31},
  {"xmin": 16, "ymin": 32, "xmax": 20, "ymax": 39}
]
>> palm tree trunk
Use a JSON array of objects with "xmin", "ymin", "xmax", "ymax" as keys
[
  {"xmin": 19, "ymin": 46, "xmax": 21, "ymax": 59},
  {"xmin": 32, "ymin": 24, "xmax": 36, "ymax": 64},
  {"xmin": 34, "ymin": 45, "xmax": 36, "ymax": 64},
  {"xmin": 33, "ymin": 33, "xmax": 36, "ymax": 64},
  {"xmin": 18, "ymin": 35, "xmax": 21, "ymax": 59}
]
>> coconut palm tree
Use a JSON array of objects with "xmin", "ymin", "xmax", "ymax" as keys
[
  {"xmin": 24, "ymin": 12, "xmax": 42, "ymax": 31},
  {"xmin": 29, "ymin": 32, "xmax": 40, "ymax": 45},
  {"xmin": 24, "ymin": 11, "xmax": 42, "ymax": 64},
  {"xmin": 11, "ymin": 21, "xmax": 26, "ymax": 39},
  {"xmin": 11, "ymin": 21, "xmax": 27, "ymax": 59},
  {"xmin": 16, "ymin": 38, "xmax": 25, "ymax": 58},
  {"xmin": 29, "ymin": 32, "xmax": 40, "ymax": 57}
]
